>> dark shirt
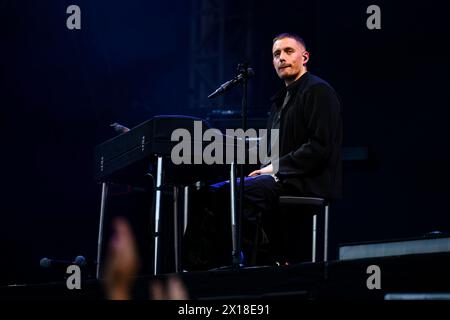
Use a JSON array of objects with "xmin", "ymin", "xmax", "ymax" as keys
[
  {"xmin": 268, "ymin": 72, "xmax": 343, "ymax": 200},
  {"xmin": 271, "ymin": 90, "xmax": 291, "ymax": 131}
]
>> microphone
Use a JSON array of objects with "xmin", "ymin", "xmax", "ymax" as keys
[
  {"xmin": 40, "ymin": 256, "xmax": 87, "ymax": 268},
  {"xmin": 208, "ymin": 67, "xmax": 255, "ymax": 99},
  {"xmin": 110, "ymin": 122, "xmax": 130, "ymax": 133}
]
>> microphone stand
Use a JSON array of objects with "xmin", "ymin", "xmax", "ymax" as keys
[
  {"xmin": 232, "ymin": 63, "xmax": 249, "ymax": 268},
  {"xmin": 208, "ymin": 63, "xmax": 252, "ymax": 269}
]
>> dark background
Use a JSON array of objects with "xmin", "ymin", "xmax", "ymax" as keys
[{"xmin": 1, "ymin": 0, "xmax": 449, "ymax": 285}]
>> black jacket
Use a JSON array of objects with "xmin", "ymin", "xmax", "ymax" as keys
[{"xmin": 269, "ymin": 72, "xmax": 343, "ymax": 200}]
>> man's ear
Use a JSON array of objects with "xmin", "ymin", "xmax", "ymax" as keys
[{"xmin": 302, "ymin": 51, "xmax": 310, "ymax": 65}]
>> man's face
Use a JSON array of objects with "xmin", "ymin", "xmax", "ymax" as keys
[{"xmin": 272, "ymin": 37, "xmax": 309, "ymax": 84}]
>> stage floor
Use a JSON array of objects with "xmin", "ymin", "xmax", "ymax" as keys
[{"xmin": 1, "ymin": 252, "xmax": 449, "ymax": 301}]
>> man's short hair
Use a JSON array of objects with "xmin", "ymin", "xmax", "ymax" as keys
[{"xmin": 272, "ymin": 33, "xmax": 306, "ymax": 49}]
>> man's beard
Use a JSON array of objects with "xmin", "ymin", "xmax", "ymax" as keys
[{"xmin": 279, "ymin": 72, "xmax": 297, "ymax": 82}]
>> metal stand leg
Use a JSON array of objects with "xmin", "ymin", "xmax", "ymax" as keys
[
  {"xmin": 96, "ymin": 182, "xmax": 108, "ymax": 280},
  {"xmin": 153, "ymin": 156, "xmax": 163, "ymax": 275},
  {"xmin": 183, "ymin": 186, "xmax": 189, "ymax": 235},
  {"xmin": 324, "ymin": 205, "xmax": 329, "ymax": 262},
  {"xmin": 173, "ymin": 186, "xmax": 180, "ymax": 273},
  {"xmin": 312, "ymin": 214, "xmax": 317, "ymax": 263},
  {"xmin": 230, "ymin": 161, "xmax": 240, "ymax": 267},
  {"xmin": 172, "ymin": 186, "xmax": 190, "ymax": 273}
]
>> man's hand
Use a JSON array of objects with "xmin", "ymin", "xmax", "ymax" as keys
[{"xmin": 248, "ymin": 164, "xmax": 274, "ymax": 177}]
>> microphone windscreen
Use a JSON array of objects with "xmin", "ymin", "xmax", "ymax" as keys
[
  {"xmin": 74, "ymin": 255, "xmax": 87, "ymax": 266},
  {"xmin": 39, "ymin": 257, "xmax": 51, "ymax": 268}
]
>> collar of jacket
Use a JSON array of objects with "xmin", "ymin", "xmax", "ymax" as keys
[{"xmin": 270, "ymin": 71, "xmax": 310, "ymax": 103}]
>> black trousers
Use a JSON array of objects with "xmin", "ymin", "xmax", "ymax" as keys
[{"xmin": 182, "ymin": 175, "xmax": 313, "ymax": 269}]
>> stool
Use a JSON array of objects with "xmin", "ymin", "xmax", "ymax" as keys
[{"xmin": 278, "ymin": 196, "xmax": 329, "ymax": 262}]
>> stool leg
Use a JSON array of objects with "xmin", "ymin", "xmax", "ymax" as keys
[
  {"xmin": 312, "ymin": 214, "xmax": 317, "ymax": 262},
  {"xmin": 324, "ymin": 205, "xmax": 329, "ymax": 262}
]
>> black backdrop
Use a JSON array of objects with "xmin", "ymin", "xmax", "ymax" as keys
[{"xmin": 1, "ymin": 0, "xmax": 449, "ymax": 285}]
